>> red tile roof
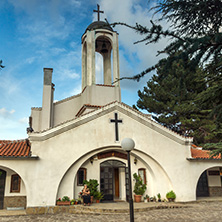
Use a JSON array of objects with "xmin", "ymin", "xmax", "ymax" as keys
[
  {"xmin": 191, "ymin": 146, "xmax": 221, "ymax": 159},
  {"xmin": 0, "ymin": 139, "xmax": 31, "ymax": 157}
]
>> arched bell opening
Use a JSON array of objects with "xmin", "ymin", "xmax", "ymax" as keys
[{"xmin": 95, "ymin": 36, "xmax": 113, "ymax": 85}]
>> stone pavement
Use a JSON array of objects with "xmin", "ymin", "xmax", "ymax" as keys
[{"xmin": 1, "ymin": 200, "xmax": 222, "ymax": 221}]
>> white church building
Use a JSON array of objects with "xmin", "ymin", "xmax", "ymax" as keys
[{"xmin": 1, "ymin": 13, "xmax": 222, "ymax": 212}]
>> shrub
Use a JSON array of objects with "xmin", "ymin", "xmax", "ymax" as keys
[
  {"xmin": 133, "ymin": 173, "xmax": 146, "ymax": 195},
  {"xmin": 166, "ymin": 190, "xmax": 176, "ymax": 201}
]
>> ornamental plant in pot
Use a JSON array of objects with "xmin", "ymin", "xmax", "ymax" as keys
[
  {"xmin": 95, "ymin": 191, "xmax": 104, "ymax": 203},
  {"xmin": 83, "ymin": 179, "xmax": 99, "ymax": 203},
  {"xmin": 133, "ymin": 173, "xmax": 146, "ymax": 202},
  {"xmin": 166, "ymin": 190, "xmax": 176, "ymax": 202},
  {"xmin": 157, "ymin": 193, "xmax": 161, "ymax": 202}
]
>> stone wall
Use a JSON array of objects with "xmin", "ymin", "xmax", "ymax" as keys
[
  {"xmin": 209, "ymin": 187, "xmax": 222, "ymax": 196},
  {"xmin": 3, "ymin": 196, "xmax": 26, "ymax": 209}
]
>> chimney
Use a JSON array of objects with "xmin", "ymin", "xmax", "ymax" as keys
[{"xmin": 41, "ymin": 68, "xmax": 54, "ymax": 130}]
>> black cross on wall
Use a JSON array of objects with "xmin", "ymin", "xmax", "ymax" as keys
[{"xmin": 110, "ymin": 113, "xmax": 122, "ymax": 141}]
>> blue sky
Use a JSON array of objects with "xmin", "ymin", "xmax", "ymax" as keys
[{"xmin": 0, "ymin": 0, "xmax": 167, "ymax": 139}]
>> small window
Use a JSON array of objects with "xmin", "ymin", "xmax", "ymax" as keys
[
  {"xmin": 10, "ymin": 174, "xmax": 21, "ymax": 193},
  {"xmin": 77, "ymin": 168, "xmax": 86, "ymax": 186},
  {"xmin": 138, "ymin": 168, "xmax": 146, "ymax": 185}
]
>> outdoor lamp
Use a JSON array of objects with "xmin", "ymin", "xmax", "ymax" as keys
[{"xmin": 121, "ymin": 137, "xmax": 135, "ymax": 222}]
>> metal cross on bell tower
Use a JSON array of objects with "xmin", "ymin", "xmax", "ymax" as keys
[{"xmin": 93, "ymin": 4, "xmax": 104, "ymax": 21}]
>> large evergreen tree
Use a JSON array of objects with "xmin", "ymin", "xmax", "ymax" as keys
[
  {"xmin": 111, "ymin": 0, "xmax": 222, "ymax": 151},
  {"xmin": 135, "ymin": 56, "xmax": 220, "ymax": 145}
]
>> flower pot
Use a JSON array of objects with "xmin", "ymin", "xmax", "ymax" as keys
[
  {"xmin": 57, "ymin": 201, "xmax": 71, "ymax": 206},
  {"xmin": 134, "ymin": 195, "xmax": 142, "ymax": 202},
  {"xmin": 96, "ymin": 200, "xmax": 100, "ymax": 203}
]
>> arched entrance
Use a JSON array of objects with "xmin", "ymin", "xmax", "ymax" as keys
[
  {"xmin": 196, "ymin": 167, "xmax": 222, "ymax": 198},
  {"xmin": 100, "ymin": 160, "xmax": 126, "ymax": 201},
  {"xmin": 0, "ymin": 169, "xmax": 6, "ymax": 209}
]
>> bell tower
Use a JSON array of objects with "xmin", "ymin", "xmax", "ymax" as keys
[{"xmin": 81, "ymin": 5, "xmax": 120, "ymax": 89}]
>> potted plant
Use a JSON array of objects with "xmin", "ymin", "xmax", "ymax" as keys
[
  {"xmin": 95, "ymin": 191, "xmax": 104, "ymax": 203},
  {"xmin": 83, "ymin": 179, "xmax": 99, "ymax": 203},
  {"xmin": 157, "ymin": 193, "xmax": 161, "ymax": 202},
  {"xmin": 144, "ymin": 195, "xmax": 149, "ymax": 202},
  {"xmin": 166, "ymin": 190, "xmax": 176, "ymax": 202},
  {"xmin": 153, "ymin": 196, "xmax": 156, "ymax": 202},
  {"xmin": 56, "ymin": 196, "xmax": 71, "ymax": 206},
  {"xmin": 133, "ymin": 173, "xmax": 146, "ymax": 202},
  {"xmin": 70, "ymin": 199, "xmax": 75, "ymax": 205}
]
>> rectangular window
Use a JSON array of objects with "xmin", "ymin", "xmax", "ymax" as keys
[
  {"xmin": 77, "ymin": 168, "xmax": 86, "ymax": 186},
  {"xmin": 138, "ymin": 168, "xmax": 146, "ymax": 185},
  {"xmin": 208, "ymin": 171, "xmax": 220, "ymax": 176},
  {"xmin": 10, "ymin": 174, "xmax": 21, "ymax": 193}
]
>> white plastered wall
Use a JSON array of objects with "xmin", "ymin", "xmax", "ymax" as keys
[
  {"xmin": 3, "ymin": 104, "xmax": 222, "ymax": 207},
  {"xmin": 207, "ymin": 167, "xmax": 222, "ymax": 187}
]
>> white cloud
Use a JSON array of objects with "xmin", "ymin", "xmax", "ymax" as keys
[
  {"xmin": 95, "ymin": 53, "xmax": 103, "ymax": 84},
  {"xmin": 0, "ymin": 116, "xmax": 27, "ymax": 140},
  {"xmin": 0, "ymin": 108, "xmax": 15, "ymax": 118},
  {"xmin": 18, "ymin": 117, "xmax": 29, "ymax": 124}
]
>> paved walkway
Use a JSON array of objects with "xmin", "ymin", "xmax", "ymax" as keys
[{"xmin": 1, "ymin": 198, "xmax": 222, "ymax": 221}]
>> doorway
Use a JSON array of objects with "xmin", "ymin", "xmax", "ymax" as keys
[
  {"xmin": 196, "ymin": 171, "xmax": 209, "ymax": 197},
  {"xmin": 0, "ymin": 170, "xmax": 6, "ymax": 209},
  {"xmin": 100, "ymin": 160, "xmax": 126, "ymax": 201}
]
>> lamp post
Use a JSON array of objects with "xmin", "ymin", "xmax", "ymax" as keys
[{"xmin": 121, "ymin": 138, "xmax": 135, "ymax": 222}]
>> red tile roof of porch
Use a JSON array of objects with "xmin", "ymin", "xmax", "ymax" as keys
[
  {"xmin": 0, "ymin": 139, "xmax": 31, "ymax": 157},
  {"xmin": 191, "ymin": 145, "xmax": 221, "ymax": 159}
]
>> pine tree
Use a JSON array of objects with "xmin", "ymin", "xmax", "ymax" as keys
[{"xmin": 135, "ymin": 56, "xmax": 219, "ymax": 145}]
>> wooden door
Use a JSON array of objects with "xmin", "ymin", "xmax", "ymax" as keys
[
  {"xmin": 114, "ymin": 168, "xmax": 119, "ymax": 198},
  {"xmin": 0, "ymin": 170, "xmax": 6, "ymax": 209}
]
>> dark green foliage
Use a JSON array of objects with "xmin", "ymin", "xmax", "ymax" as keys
[
  {"xmin": 136, "ymin": 56, "xmax": 221, "ymax": 145},
  {"xmin": 133, "ymin": 173, "xmax": 146, "ymax": 195},
  {"xmin": 83, "ymin": 179, "xmax": 99, "ymax": 198}
]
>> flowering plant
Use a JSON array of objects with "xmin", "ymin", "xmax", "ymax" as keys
[{"xmin": 56, "ymin": 198, "xmax": 61, "ymax": 202}]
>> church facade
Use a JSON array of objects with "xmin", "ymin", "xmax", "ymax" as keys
[{"xmin": 1, "ymin": 17, "xmax": 222, "ymax": 211}]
